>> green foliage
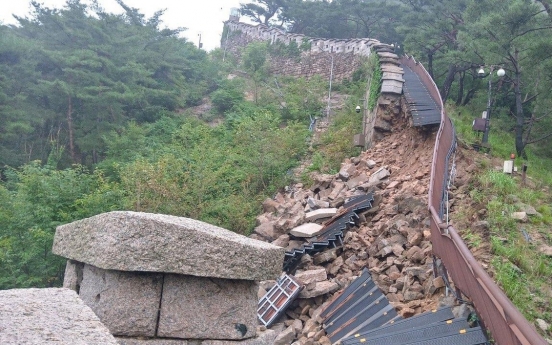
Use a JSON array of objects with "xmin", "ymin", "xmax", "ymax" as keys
[
  {"xmin": 367, "ymin": 55, "xmax": 382, "ymax": 111},
  {"xmin": 0, "ymin": 162, "xmax": 124, "ymax": 288},
  {"xmin": 112, "ymin": 114, "xmax": 309, "ymax": 234},
  {"xmin": 465, "ymin": 157, "xmax": 552, "ymax": 328},
  {"xmin": 0, "ymin": 1, "xmax": 218, "ymax": 167},
  {"xmin": 211, "ymin": 79, "xmax": 245, "ymax": 113},
  {"xmin": 268, "ymin": 40, "xmax": 302, "ymax": 60},
  {"xmin": 449, "ymin": 104, "xmax": 552, "ymax": 187},
  {"xmin": 278, "ymin": 76, "xmax": 326, "ymax": 122},
  {"xmin": 307, "ymin": 106, "xmax": 363, "ymax": 174}
]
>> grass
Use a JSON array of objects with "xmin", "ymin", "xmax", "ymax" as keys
[
  {"xmin": 448, "ymin": 104, "xmax": 552, "ymax": 187},
  {"xmin": 448, "ymin": 100, "xmax": 552, "ymax": 336},
  {"xmin": 465, "ymin": 168, "xmax": 552, "ymax": 336}
]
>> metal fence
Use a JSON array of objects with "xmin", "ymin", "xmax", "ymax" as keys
[{"xmin": 400, "ymin": 56, "xmax": 546, "ymax": 345}]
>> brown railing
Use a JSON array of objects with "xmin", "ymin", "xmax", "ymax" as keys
[{"xmin": 400, "ymin": 56, "xmax": 546, "ymax": 345}]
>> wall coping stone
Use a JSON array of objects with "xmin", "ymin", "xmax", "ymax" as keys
[{"xmin": 53, "ymin": 211, "xmax": 285, "ymax": 281}]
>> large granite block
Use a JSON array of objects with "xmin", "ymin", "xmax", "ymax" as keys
[
  {"xmin": 79, "ymin": 264, "xmax": 162, "ymax": 337},
  {"xmin": 0, "ymin": 288, "xmax": 118, "ymax": 345},
  {"xmin": 157, "ymin": 274, "xmax": 258, "ymax": 340},
  {"xmin": 116, "ymin": 330, "xmax": 277, "ymax": 345},
  {"xmin": 53, "ymin": 211, "xmax": 284, "ymax": 281},
  {"xmin": 62, "ymin": 259, "xmax": 84, "ymax": 292}
]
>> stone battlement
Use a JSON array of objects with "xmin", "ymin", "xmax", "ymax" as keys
[{"xmin": 225, "ymin": 21, "xmax": 377, "ymax": 56}]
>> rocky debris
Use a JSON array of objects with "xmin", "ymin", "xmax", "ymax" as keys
[
  {"xmin": 539, "ymin": 245, "xmax": 552, "ymax": 257},
  {"xmin": 515, "ymin": 203, "xmax": 539, "ymax": 216},
  {"xmin": 511, "ymin": 211, "xmax": 528, "ymax": 222},
  {"xmin": 0, "ymin": 288, "xmax": 118, "ymax": 345},
  {"xmin": 536, "ymin": 319, "xmax": 550, "ymax": 333},
  {"xmin": 472, "ymin": 220, "xmax": 489, "ymax": 231},
  {"xmin": 253, "ymin": 125, "xmax": 444, "ymax": 344},
  {"xmin": 53, "ymin": 211, "xmax": 284, "ymax": 281}
]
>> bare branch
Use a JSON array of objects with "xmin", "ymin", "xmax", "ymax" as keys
[{"xmin": 527, "ymin": 132, "xmax": 552, "ymax": 144}]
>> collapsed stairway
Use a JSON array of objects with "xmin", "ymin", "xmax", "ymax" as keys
[
  {"xmin": 319, "ymin": 268, "xmax": 489, "ymax": 345},
  {"xmin": 283, "ymin": 194, "xmax": 375, "ymax": 272}
]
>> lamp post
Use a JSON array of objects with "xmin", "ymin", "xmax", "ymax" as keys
[
  {"xmin": 355, "ymin": 99, "xmax": 367, "ymax": 148},
  {"xmin": 478, "ymin": 65, "xmax": 505, "ymax": 144}
]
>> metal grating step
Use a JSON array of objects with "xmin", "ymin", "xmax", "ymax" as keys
[
  {"xmin": 342, "ymin": 318, "xmax": 470, "ymax": 345},
  {"xmin": 401, "ymin": 326, "xmax": 488, "ymax": 345},
  {"xmin": 401, "ymin": 63, "xmax": 441, "ymax": 126},
  {"xmin": 327, "ymin": 297, "xmax": 394, "ymax": 343},
  {"xmin": 324, "ymin": 283, "xmax": 380, "ymax": 332},
  {"xmin": 319, "ymin": 268, "xmax": 372, "ymax": 320},
  {"xmin": 348, "ymin": 306, "xmax": 455, "ymax": 339}
]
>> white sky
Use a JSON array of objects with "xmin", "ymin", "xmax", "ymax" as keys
[{"xmin": 0, "ymin": 0, "xmax": 249, "ymax": 51}]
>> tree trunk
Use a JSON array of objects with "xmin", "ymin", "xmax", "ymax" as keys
[
  {"xmin": 427, "ymin": 51, "xmax": 434, "ymax": 79},
  {"xmin": 67, "ymin": 95, "xmax": 76, "ymax": 162},
  {"xmin": 462, "ymin": 87, "xmax": 477, "ymax": 106},
  {"xmin": 440, "ymin": 64, "xmax": 457, "ymax": 101},
  {"xmin": 455, "ymin": 71, "xmax": 465, "ymax": 106},
  {"xmin": 513, "ymin": 50, "xmax": 526, "ymax": 157}
]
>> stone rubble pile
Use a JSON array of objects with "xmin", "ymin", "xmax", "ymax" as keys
[{"xmin": 252, "ymin": 126, "xmax": 448, "ymax": 345}]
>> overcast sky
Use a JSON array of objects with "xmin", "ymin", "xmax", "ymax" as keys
[{"xmin": 0, "ymin": 0, "xmax": 249, "ymax": 51}]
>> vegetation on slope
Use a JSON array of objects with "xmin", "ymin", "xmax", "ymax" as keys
[{"xmin": 449, "ymin": 105, "xmax": 552, "ymax": 336}]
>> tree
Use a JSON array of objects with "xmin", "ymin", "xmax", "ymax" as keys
[
  {"xmin": 240, "ymin": 0, "xmax": 288, "ymax": 26},
  {"xmin": 1, "ymin": 0, "xmax": 215, "ymax": 167},
  {"xmin": 242, "ymin": 42, "xmax": 269, "ymax": 103},
  {"xmin": 460, "ymin": 0, "xmax": 552, "ymax": 156}
]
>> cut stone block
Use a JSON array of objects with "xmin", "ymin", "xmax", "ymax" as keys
[
  {"xmin": 299, "ymin": 281, "xmax": 339, "ymax": 298},
  {"xmin": 79, "ymin": 264, "xmax": 162, "ymax": 337},
  {"xmin": 62, "ymin": 259, "xmax": 83, "ymax": 291},
  {"xmin": 294, "ymin": 268, "xmax": 328, "ymax": 285},
  {"xmin": 346, "ymin": 175, "xmax": 368, "ymax": 189},
  {"xmin": 307, "ymin": 197, "xmax": 330, "ymax": 210},
  {"xmin": 117, "ymin": 329, "xmax": 278, "ymax": 345},
  {"xmin": 53, "ymin": 211, "xmax": 284, "ymax": 281},
  {"xmin": 117, "ymin": 340, "xmax": 189, "ymax": 345},
  {"xmin": 328, "ymin": 182, "xmax": 345, "ymax": 200},
  {"xmin": 0, "ymin": 288, "xmax": 118, "ymax": 345},
  {"xmin": 369, "ymin": 167, "xmax": 390, "ymax": 183},
  {"xmin": 289, "ymin": 223, "xmax": 324, "ymax": 238},
  {"xmin": 201, "ymin": 328, "xmax": 279, "ymax": 345},
  {"xmin": 157, "ymin": 274, "xmax": 258, "ymax": 340},
  {"xmin": 305, "ymin": 208, "xmax": 337, "ymax": 222}
]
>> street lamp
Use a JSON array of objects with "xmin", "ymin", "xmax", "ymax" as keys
[{"xmin": 478, "ymin": 65, "xmax": 505, "ymax": 144}]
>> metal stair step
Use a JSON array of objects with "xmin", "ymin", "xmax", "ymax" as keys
[
  {"xmin": 324, "ymin": 284, "xmax": 381, "ymax": 332},
  {"xmin": 319, "ymin": 268, "xmax": 372, "ymax": 320},
  {"xmin": 347, "ymin": 306, "xmax": 455, "ymax": 339},
  {"xmin": 342, "ymin": 318, "xmax": 470, "ymax": 345},
  {"xmin": 327, "ymin": 297, "xmax": 393, "ymax": 343},
  {"xmin": 400, "ymin": 326, "xmax": 488, "ymax": 345}
]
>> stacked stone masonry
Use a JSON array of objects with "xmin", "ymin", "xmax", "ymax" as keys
[
  {"xmin": 223, "ymin": 20, "xmax": 403, "ymax": 92},
  {"xmin": 53, "ymin": 211, "xmax": 285, "ymax": 344}
]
